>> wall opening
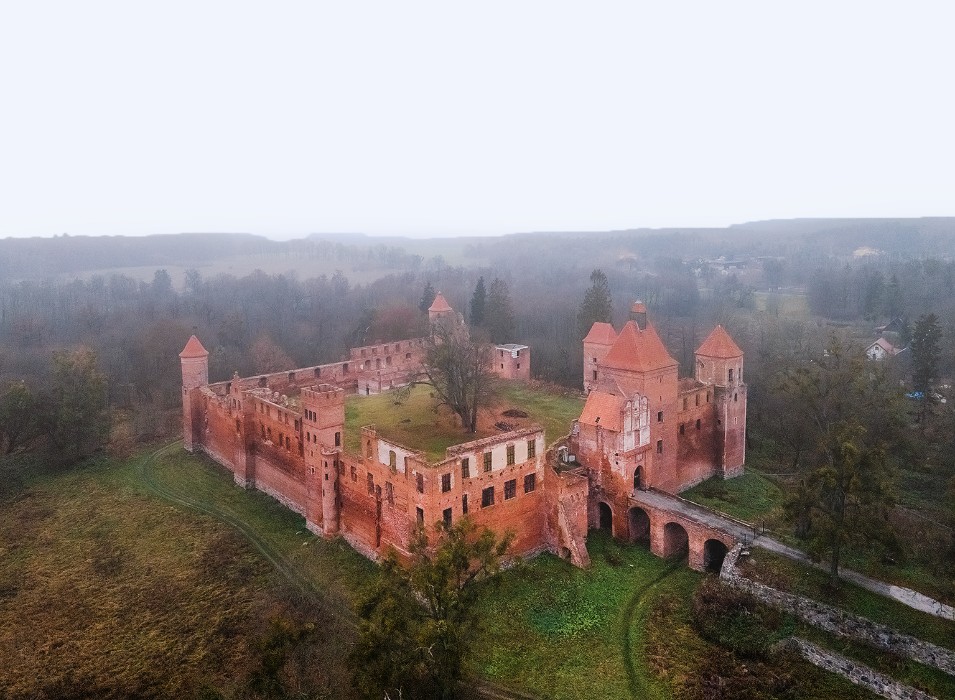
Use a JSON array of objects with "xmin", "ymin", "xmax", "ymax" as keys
[
  {"xmin": 598, "ymin": 502, "xmax": 613, "ymax": 532},
  {"xmin": 703, "ymin": 539, "xmax": 729, "ymax": 573}
]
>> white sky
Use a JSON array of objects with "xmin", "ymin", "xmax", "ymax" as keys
[{"xmin": 1, "ymin": 1, "xmax": 953, "ymax": 239}]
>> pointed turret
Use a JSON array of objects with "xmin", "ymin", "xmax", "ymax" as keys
[
  {"xmin": 602, "ymin": 321, "xmax": 678, "ymax": 374},
  {"xmin": 428, "ymin": 292, "xmax": 454, "ymax": 324},
  {"xmin": 695, "ymin": 325, "xmax": 743, "ymax": 386},
  {"xmin": 179, "ymin": 335, "xmax": 210, "ymax": 453}
]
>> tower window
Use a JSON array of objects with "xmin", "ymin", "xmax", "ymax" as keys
[
  {"xmin": 728, "ymin": 368, "xmax": 734, "ymax": 382},
  {"xmin": 656, "ymin": 440, "xmax": 663, "ymax": 454},
  {"xmin": 657, "ymin": 411, "xmax": 663, "ymax": 422},
  {"xmin": 696, "ymin": 418, "xmax": 701, "ymax": 430},
  {"xmin": 335, "ymin": 431, "xmax": 341, "ymax": 447}
]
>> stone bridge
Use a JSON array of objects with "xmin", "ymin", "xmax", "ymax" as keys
[{"xmin": 596, "ymin": 488, "xmax": 753, "ymax": 572}]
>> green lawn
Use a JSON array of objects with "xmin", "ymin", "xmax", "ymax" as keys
[
  {"xmin": 681, "ymin": 468, "xmax": 784, "ymax": 524},
  {"xmin": 345, "ymin": 382, "xmax": 585, "ymax": 462},
  {"xmin": 473, "ymin": 531, "xmax": 686, "ymax": 700}
]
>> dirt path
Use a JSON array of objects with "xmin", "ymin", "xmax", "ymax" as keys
[{"xmin": 620, "ymin": 559, "xmax": 682, "ymax": 700}]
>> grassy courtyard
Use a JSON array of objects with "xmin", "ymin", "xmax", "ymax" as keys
[{"xmin": 344, "ymin": 382, "xmax": 585, "ymax": 462}]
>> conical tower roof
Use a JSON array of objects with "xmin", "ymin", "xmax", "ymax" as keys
[
  {"xmin": 696, "ymin": 325, "xmax": 743, "ymax": 358},
  {"xmin": 428, "ymin": 292, "xmax": 453, "ymax": 313},
  {"xmin": 602, "ymin": 321, "xmax": 677, "ymax": 372},
  {"xmin": 179, "ymin": 335, "xmax": 209, "ymax": 359},
  {"xmin": 583, "ymin": 322, "xmax": 618, "ymax": 345}
]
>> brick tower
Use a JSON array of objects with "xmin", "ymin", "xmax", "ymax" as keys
[
  {"xmin": 428, "ymin": 292, "xmax": 454, "ymax": 325},
  {"xmin": 695, "ymin": 326, "xmax": 746, "ymax": 477},
  {"xmin": 179, "ymin": 335, "xmax": 209, "ymax": 452},
  {"xmin": 301, "ymin": 384, "xmax": 345, "ymax": 536}
]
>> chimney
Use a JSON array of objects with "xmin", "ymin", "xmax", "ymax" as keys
[{"xmin": 630, "ymin": 301, "xmax": 648, "ymax": 330}]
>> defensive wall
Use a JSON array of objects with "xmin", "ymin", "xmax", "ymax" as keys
[{"xmin": 180, "ymin": 296, "xmax": 748, "ymax": 572}]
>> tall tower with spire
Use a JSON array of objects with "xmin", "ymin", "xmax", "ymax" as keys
[{"xmin": 179, "ymin": 335, "xmax": 209, "ymax": 452}]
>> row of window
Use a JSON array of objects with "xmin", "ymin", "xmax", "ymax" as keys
[
  {"xmin": 365, "ymin": 471, "xmax": 538, "ymax": 515},
  {"xmin": 459, "ymin": 440, "xmax": 537, "ymax": 479},
  {"xmin": 680, "ymin": 392, "xmax": 712, "ymax": 411},
  {"xmin": 480, "ymin": 473, "xmax": 536, "ymax": 507}
]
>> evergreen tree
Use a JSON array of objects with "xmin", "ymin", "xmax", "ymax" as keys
[
  {"xmin": 911, "ymin": 313, "xmax": 941, "ymax": 396},
  {"xmin": 469, "ymin": 276, "xmax": 487, "ymax": 327},
  {"xmin": 577, "ymin": 269, "xmax": 613, "ymax": 338},
  {"xmin": 484, "ymin": 278, "xmax": 515, "ymax": 343},
  {"xmin": 778, "ymin": 337, "xmax": 905, "ymax": 585},
  {"xmin": 419, "ymin": 281, "xmax": 436, "ymax": 313}
]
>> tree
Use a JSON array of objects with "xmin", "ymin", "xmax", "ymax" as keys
[
  {"xmin": 46, "ymin": 348, "xmax": 110, "ymax": 463},
  {"xmin": 0, "ymin": 381, "xmax": 38, "ymax": 453},
  {"xmin": 577, "ymin": 269, "xmax": 613, "ymax": 338},
  {"xmin": 469, "ymin": 277, "xmax": 486, "ymax": 327},
  {"xmin": 351, "ymin": 519, "xmax": 512, "ymax": 699},
  {"xmin": 251, "ymin": 334, "xmax": 296, "ymax": 374},
  {"xmin": 424, "ymin": 322, "xmax": 494, "ymax": 433},
  {"xmin": 420, "ymin": 281, "xmax": 436, "ymax": 313},
  {"xmin": 911, "ymin": 313, "xmax": 941, "ymax": 396},
  {"xmin": 483, "ymin": 278, "xmax": 515, "ymax": 343},
  {"xmin": 778, "ymin": 337, "xmax": 905, "ymax": 585}
]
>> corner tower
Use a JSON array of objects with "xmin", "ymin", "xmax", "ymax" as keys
[
  {"xmin": 428, "ymin": 292, "xmax": 454, "ymax": 325},
  {"xmin": 179, "ymin": 335, "xmax": 209, "ymax": 452},
  {"xmin": 695, "ymin": 326, "xmax": 746, "ymax": 477}
]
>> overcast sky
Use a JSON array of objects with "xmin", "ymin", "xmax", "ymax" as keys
[{"xmin": 1, "ymin": 2, "xmax": 953, "ymax": 239}]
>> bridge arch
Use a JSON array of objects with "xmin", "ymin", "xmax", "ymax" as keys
[
  {"xmin": 628, "ymin": 506, "xmax": 651, "ymax": 546},
  {"xmin": 702, "ymin": 538, "xmax": 729, "ymax": 572},
  {"xmin": 662, "ymin": 521, "xmax": 689, "ymax": 560}
]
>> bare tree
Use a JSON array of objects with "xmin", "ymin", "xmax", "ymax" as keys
[{"xmin": 423, "ymin": 322, "xmax": 494, "ymax": 434}]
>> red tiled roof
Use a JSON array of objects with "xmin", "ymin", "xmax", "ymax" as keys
[
  {"xmin": 602, "ymin": 321, "xmax": 678, "ymax": 372},
  {"xmin": 579, "ymin": 390, "xmax": 624, "ymax": 432},
  {"xmin": 631, "ymin": 301, "xmax": 647, "ymax": 314},
  {"xmin": 696, "ymin": 325, "xmax": 743, "ymax": 358},
  {"xmin": 179, "ymin": 335, "xmax": 209, "ymax": 359},
  {"xmin": 583, "ymin": 321, "xmax": 618, "ymax": 345},
  {"xmin": 429, "ymin": 292, "xmax": 452, "ymax": 313}
]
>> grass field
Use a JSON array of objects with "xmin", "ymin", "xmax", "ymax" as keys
[
  {"xmin": 345, "ymin": 382, "xmax": 585, "ymax": 462},
  {"xmin": 2, "ymin": 444, "xmax": 943, "ymax": 699}
]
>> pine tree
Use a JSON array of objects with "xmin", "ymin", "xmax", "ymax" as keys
[
  {"xmin": 469, "ymin": 276, "xmax": 487, "ymax": 327},
  {"xmin": 419, "ymin": 281, "xmax": 436, "ymax": 313},
  {"xmin": 911, "ymin": 313, "xmax": 941, "ymax": 396},
  {"xmin": 484, "ymin": 278, "xmax": 515, "ymax": 343},
  {"xmin": 577, "ymin": 269, "xmax": 613, "ymax": 338}
]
